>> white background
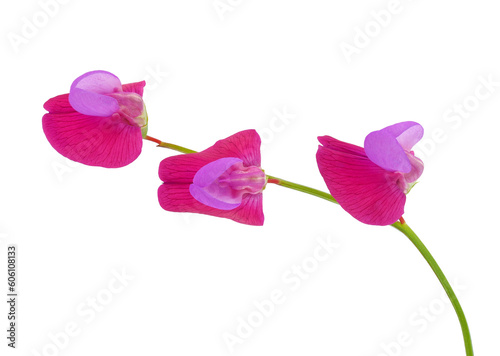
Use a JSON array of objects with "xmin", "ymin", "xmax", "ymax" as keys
[{"xmin": 1, "ymin": 0, "xmax": 499, "ymax": 355}]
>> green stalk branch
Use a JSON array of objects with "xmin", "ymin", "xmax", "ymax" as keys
[
  {"xmin": 147, "ymin": 137, "xmax": 473, "ymax": 355},
  {"xmin": 267, "ymin": 174, "xmax": 473, "ymax": 356}
]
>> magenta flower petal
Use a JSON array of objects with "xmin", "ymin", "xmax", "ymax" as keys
[
  {"xmin": 158, "ymin": 130, "xmax": 265, "ymax": 225},
  {"xmin": 189, "ymin": 185, "xmax": 242, "ymax": 210},
  {"xmin": 42, "ymin": 72, "xmax": 146, "ymax": 168},
  {"xmin": 43, "ymin": 93, "xmax": 74, "ymax": 113},
  {"xmin": 198, "ymin": 129, "xmax": 262, "ymax": 167},
  {"xmin": 159, "ymin": 154, "xmax": 210, "ymax": 184},
  {"xmin": 159, "ymin": 130, "xmax": 262, "ymax": 183},
  {"xmin": 42, "ymin": 110, "xmax": 143, "ymax": 168},
  {"xmin": 122, "ymin": 81, "xmax": 146, "ymax": 96},
  {"xmin": 318, "ymin": 135, "xmax": 366, "ymax": 156},
  {"xmin": 68, "ymin": 71, "xmax": 122, "ymax": 117},
  {"xmin": 317, "ymin": 137, "xmax": 406, "ymax": 225},
  {"xmin": 158, "ymin": 184, "xmax": 264, "ymax": 226},
  {"xmin": 364, "ymin": 121, "xmax": 423, "ymax": 173}
]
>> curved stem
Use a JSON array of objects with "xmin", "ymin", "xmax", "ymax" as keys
[
  {"xmin": 145, "ymin": 136, "xmax": 197, "ymax": 154},
  {"xmin": 267, "ymin": 174, "xmax": 473, "ymax": 356},
  {"xmin": 392, "ymin": 221, "xmax": 474, "ymax": 356},
  {"xmin": 144, "ymin": 138, "xmax": 473, "ymax": 355}
]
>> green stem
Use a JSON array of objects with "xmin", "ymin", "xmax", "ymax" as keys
[
  {"xmin": 158, "ymin": 142, "xmax": 197, "ymax": 154},
  {"xmin": 266, "ymin": 175, "xmax": 338, "ymax": 204},
  {"xmin": 145, "ymin": 135, "xmax": 197, "ymax": 154},
  {"xmin": 267, "ymin": 175, "xmax": 473, "ymax": 356},
  {"xmin": 146, "ymin": 138, "xmax": 473, "ymax": 355},
  {"xmin": 391, "ymin": 221, "xmax": 474, "ymax": 356}
]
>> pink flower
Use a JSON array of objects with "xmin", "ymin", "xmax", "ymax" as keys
[
  {"xmin": 316, "ymin": 121, "xmax": 424, "ymax": 226},
  {"xmin": 42, "ymin": 70, "xmax": 148, "ymax": 168},
  {"xmin": 158, "ymin": 130, "xmax": 266, "ymax": 226}
]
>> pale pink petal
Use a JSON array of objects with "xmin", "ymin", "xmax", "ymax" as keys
[
  {"xmin": 69, "ymin": 89, "xmax": 118, "ymax": 117},
  {"xmin": 44, "ymin": 81, "xmax": 145, "ymax": 114},
  {"xmin": 317, "ymin": 144, "xmax": 406, "ymax": 226},
  {"xmin": 364, "ymin": 130, "xmax": 411, "ymax": 173},
  {"xmin": 190, "ymin": 157, "xmax": 244, "ymax": 209},
  {"xmin": 69, "ymin": 71, "xmax": 123, "ymax": 117},
  {"xmin": 381, "ymin": 121, "xmax": 423, "ymax": 150},
  {"xmin": 42, "ymin": 111, "xmax": 142, "ymax": 168},
  {"xmin": 70, "ymin": 70, "xmax": 122, "ymax": 94},
  {"xmin": 193, "ymin": 157, "xmax": 243, "ymax": 187},
  {"xmin": 404, "ymin": 153, "xmax": 424, "ymax": 185},
  {"xmin": 364, "ymin": 122, "xmax": 424, "ymax": 173}
]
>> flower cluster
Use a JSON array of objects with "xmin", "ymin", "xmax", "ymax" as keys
[
  {"xmin": 41, "ymin": 71, "xmax": 476, "ymax": 356},
  {"xmin": 42, "ymin": 71, "xmax": 424, "ymax": 226}
]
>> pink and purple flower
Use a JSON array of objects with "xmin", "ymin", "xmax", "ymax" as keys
[
  {"xmin": 316, "ymin": 121, "xmax": 424, "ymax": 226},
  {"xmin": 42, "ymin": 70, "xmax": 148, "ymax": 168},
  {"xmin": 158, "ymin": 130, "xmax": 266, "ymax": 226}
]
